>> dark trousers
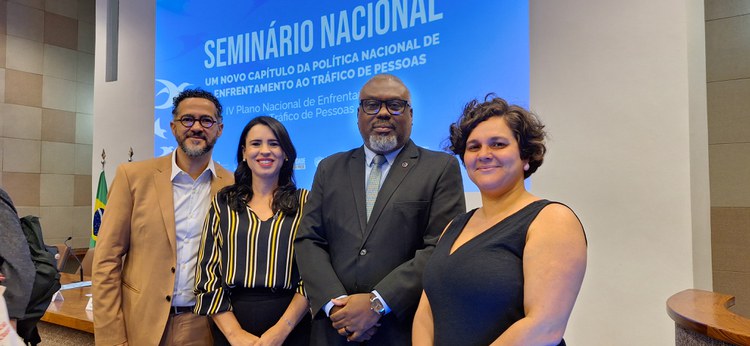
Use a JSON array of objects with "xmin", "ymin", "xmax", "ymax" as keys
[{"xmin": 211, "ymin": 287, "xmax": 311, "ymax": 346}]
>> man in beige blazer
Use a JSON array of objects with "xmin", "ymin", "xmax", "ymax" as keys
[{"xmin": 92, "ymin": 89, "xmax": 234, "ymax": 346}]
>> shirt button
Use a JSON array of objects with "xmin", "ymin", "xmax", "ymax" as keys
[
  {"xmin": 171, "ymin": 267, "xmax": 176, "ymax": 273},
  {"xmin": 359, "ymin": 249, "xmax": 367, "ymax": 256},
  {"xmin": 166, "ymin": 295, "xmax": 171, "ymax": 302}
]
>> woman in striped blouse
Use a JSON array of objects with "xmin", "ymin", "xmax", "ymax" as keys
[{"xmin": 195, "ymin": 116, "xmax": 311, "ymax": 345}]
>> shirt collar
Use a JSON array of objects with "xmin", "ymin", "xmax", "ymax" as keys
[
  {"xmin": 170, "ymin": 150, "xmax": 217, "ymax": 181},
  {"xmin": 363, "ymin": 145, "xmax": 402, "ymax": 167}
]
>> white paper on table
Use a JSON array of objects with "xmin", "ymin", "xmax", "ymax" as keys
[{"xmin": 51, "ymin": 290, "xmax": 64, "ymax": 302}]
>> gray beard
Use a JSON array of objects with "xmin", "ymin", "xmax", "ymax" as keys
[
  {"xmin": 180, "ymin": 141, "xmax": 213, "ymax": 158},
  {"xmin": 368, "ymin": 134, "xmax": 398, "ymax": 153}
]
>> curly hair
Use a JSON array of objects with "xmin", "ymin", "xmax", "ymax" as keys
[
  {"xmin": 447, "ymin": 94, "xmax": 546, "ymax": 178},
  {"xmin": 219, "ymin": 116, "xmax": 299, "ymax": 213},
  {"xmin": 171, "ymin": 88, "xmax": 223, "ymax": 120}
]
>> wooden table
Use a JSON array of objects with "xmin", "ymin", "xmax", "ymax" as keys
[
  {"xmin": 40, "ymin": 273, "xmax": 94, "ymax": 333},
  {"xmin": 667, "ymin": 289, "xmax": 750, "ymax": 345}
]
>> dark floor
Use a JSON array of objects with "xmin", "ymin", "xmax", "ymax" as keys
[{"xmin": 37, "ymin": 321, "xmax": 94, "ymax": 345}]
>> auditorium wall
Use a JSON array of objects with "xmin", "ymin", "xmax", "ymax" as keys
[
  {"xmin": 530, "ymin": 1, "xmax": 710, "ymax": 344},
  {"xmin": 705, "ymin": 0, "xmax": 750, "ymax": 317},
  {"xmin": 0, "ymin": 0, "xmax": 96, "ymax": 248}
]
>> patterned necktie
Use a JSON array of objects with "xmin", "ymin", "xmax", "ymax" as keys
[{"xmin": 366, "ymin": 154, "xmax": 386, "ymax": 221}]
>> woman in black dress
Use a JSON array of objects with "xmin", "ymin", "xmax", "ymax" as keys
[{"xmin": 413, "ymin": 95, "xmax": 587, "ymax": 345}]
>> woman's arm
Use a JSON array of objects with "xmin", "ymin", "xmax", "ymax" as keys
[
  {"xmin": 257, "ymin": 293, "xmax": 310, "ymax": 346},
  {"xmin": 195, "ymin": 197, "xmax": 233, "ymax": 314},
  {"xmin": 412, "ymin": 290, "xmax": 435, "ymax": 345},
  {"xmin": 412, "ymin": 220, "xmax": 453, "ymax": 344},
  {"xmin": 196, "ymin": 197, "xmax": 259, "ymax": 345},
  {"xmin": 492, "ymin": 203, "xmax": 587, "ymax": 345},
  {"xmin": 212, "ymin": 311, "xmax": 260, "ymax": 346}
]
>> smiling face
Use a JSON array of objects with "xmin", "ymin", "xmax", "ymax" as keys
[
  {"xmin": 170, "ymin": 97, "xmax": 223, "ymax": 158},
  {"xmin": 242, "ymin": 124, "xmax": 286, "ymax": 184},
  {"xmin": 464, "ymin": 116, "xmax": 528, "ymax": 195},
  {"xmin": 357, "ymin": 75, "xmax": 413, "ymax": 154}
]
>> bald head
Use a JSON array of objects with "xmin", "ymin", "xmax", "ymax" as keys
[{"xmin": 360, "ymin": 74, "xmax": 411, "ymax": 100}]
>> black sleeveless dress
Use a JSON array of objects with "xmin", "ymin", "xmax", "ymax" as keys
[{"xmin": 422, "ymin": 200, "xmax": 566, "ymax": 346}]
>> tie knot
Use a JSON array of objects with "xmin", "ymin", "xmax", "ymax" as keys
[{"xmin": 372, "ymin": 154, "xmax": 386, "ymax": 167}]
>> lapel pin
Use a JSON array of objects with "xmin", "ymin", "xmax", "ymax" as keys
[{"xmin": 402, "ymin": 162, "xmax": 408, "ymax": 168}]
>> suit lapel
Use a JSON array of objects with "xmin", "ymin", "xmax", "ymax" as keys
[
  {"xmin": 154, "ymin": 155, "xmax": 177, "ymax": 253},
  {"xmin": 349, "ymin": 148, "xmax": 368, "ymax": 234},
  {"xmin": 364, "ymin": 141, "xmax": 418, "ymax": 238}
]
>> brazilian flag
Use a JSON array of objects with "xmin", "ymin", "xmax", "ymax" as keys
[{"xmin": 90, "ymin": 171, "xmax": 108, "ymax": 247}]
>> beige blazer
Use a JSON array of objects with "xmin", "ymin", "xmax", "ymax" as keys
[{"xmin": 92, "ymin": 154, "xmax": 233, "ymax": 346}]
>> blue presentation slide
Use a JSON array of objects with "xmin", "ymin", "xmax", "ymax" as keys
[{"xmin": 155, "ymin": 0, "xmax": 528, "ymax": 190}]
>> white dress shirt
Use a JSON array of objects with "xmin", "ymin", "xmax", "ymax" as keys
[{"xmin": 170, "ymin": 151, "xmax": 217, "ymax": 307}]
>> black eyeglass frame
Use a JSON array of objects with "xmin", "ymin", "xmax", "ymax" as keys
[
  {"xmin": 177, "ymin": 116, "xmax": 219, "ymax": 129},
  {"xmin": 359, "ymin": 99, "xmax": 411, "ymax": 116}
]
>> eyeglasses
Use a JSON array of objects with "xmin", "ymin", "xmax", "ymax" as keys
[
  {"xmin": 359, "ymin": 99, "xmax": 410, "ymax": 116},
  {"xmin": 177, "ymin": 116, "xmax": 219, "ymax": 129}
]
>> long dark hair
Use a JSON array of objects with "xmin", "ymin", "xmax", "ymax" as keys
[{"xmin": 220, "ymin": 116, "xmax": 299, "ymax": 213}]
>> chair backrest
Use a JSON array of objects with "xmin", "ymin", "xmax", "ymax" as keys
[
  {"xmin": 50, "ymin": 244, "xmax": 69, "ymax": 271},
  {"xmin": 80, "ymin": 247, "xmax": 95, "ymax": 277}
]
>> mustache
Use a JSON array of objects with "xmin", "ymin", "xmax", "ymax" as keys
[
  {"xmin": 372, "ymin": 120, "xmax": 394, "ymax": 128},
  {"xmin": 187, "ymin": 131, "xmax": 207, "ymax": 140}
]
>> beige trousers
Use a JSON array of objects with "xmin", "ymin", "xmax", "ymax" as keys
[{"xmin": 159, "ymin": 313, "xmax": 212, "ymax": 346}]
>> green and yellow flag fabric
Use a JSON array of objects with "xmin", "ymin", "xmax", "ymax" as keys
[{"xmin": 90, "ymin": 171, "xmax": 108, "ymax": 247}]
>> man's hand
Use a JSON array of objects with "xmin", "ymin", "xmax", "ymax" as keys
[
  {"xmin": 329, "ymin": 293, "xmax": 381, "ymax": 342},
  {"xmin": 330, "ymin": 304, "xmax": 344, "ymax": 316},
  {"xmin": 349, "ymin": 325, "xmax": 379, "ymax": 342}
]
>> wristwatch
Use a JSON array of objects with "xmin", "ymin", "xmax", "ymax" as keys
[{"xmin": 369, "ymin": 294, "xmax": 385, "ymax": 316}]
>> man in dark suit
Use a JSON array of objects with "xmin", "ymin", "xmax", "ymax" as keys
[{"xmin": 295, "ymin": 74, "xmax": 466, "ymax": 345}]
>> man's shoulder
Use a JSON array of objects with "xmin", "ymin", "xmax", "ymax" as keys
[
  {"xmin": 213, "ymin": 161, "xmax": 233, "ymax": 178},
  {"xmin": 414, "ymin": 145, "xmax": 454, "ymax": 158},
  {"xmin": 318, "ymin": 147, "xmax": 361, "ymax": 166},
  {"xmin": 118, "ymin": 155, "xmax": 172, "ymax": 175},
  {"xmin": 118, "ymin": 155, "xmax": 167, "ymax": 172},
  {"xmin": 408, "ymin": 143, "xmax": 457, "ymax": 165}
]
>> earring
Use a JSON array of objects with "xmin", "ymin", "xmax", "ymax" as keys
[
  {"xmin": 242, "ymin": 158, "xmax": 246, "ymax": 162},
  {"xmin": 285, "ymin": 158, "xmax": 289, "ymax": 162},
  {"xmin": 523, "ymin": 163, "xmax": 530, "ymax": 171}
]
